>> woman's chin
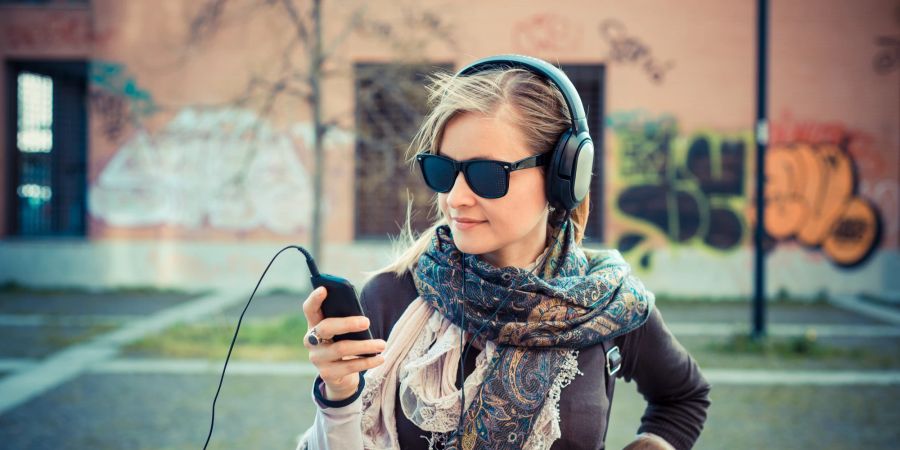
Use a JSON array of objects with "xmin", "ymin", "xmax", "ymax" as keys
[{"xmin": 454, "ymin": 236, "xmax": 490, "ymax": 256}]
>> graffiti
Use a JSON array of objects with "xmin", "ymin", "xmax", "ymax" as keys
[
  {"xmin": 608, "ymin": 111, "xmax": 749, "ymax": 268},
  {"xmin": 90, "ymin": 62, "xmax": 155, "ymax": 114},
  {"xmin": 769, "ymin": 111, "xmax": 896, "ymax": 250},
  {"xmin": 765, "ymin": 144, "xmax": 881, "ymax": 267},
  {"xmin": 610, "ymin": 110, "xmax": 889, "ymax": 269},
  {"xmin": 873, "ymin": 36, "xmax": 900, "ymax": 74},
  {"xmin": 88, "ymin": 92, "xmax": 132, "ymax": 142},
  {"xmin": 769, "ymin": 113, "xmax": 876, "ymax": 152},
  {"xmin": 765, "ymin": 111, "xmax": 887, "ymax": 266},
  {"xmin": 88, "ymin": 107, "xmax": 346, "ymax": 235},
  {"xmin": 88, "ymin": 62, "xmax": 157, "ymax": 141},
  {"xmin": 872, "ymin": 6, "xmax": 900, "ymax": 75},
  {"xmin": 598, "ymin": 19, "xmax": 674, "ymax": 83},
  {"xmin": 512, "ymin": 13, "xmax": 582, "ymax": 54}
]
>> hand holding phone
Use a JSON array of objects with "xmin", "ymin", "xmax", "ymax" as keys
[
  {"xmin": 302, "ymin": 275, "xmax": 386, "ymax": 402},
  {"xmin": 311, "ymin": 274, "xmax": 375, "ymax": 346}
]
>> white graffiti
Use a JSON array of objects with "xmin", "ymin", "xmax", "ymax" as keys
[{"xmin": 89, "ymin": 107, "xmax": 350, "ymax": 234}]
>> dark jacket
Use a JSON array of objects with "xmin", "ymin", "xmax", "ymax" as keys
[{"xmin": 358, "ymin": 269, "xmax": 712, "ymax": 450}]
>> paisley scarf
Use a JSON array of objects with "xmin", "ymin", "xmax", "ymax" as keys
[{"xmin": 398, "ymin": 217, "xmax": 655, "ymax": 450}]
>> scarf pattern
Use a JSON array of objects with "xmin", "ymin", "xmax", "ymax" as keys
[{"xmin": 411, "ymin": 217, "xmax": 654, "ymax": 450}]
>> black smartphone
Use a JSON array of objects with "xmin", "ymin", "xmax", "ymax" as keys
[{"xmin": 311, "ymin": 273, "xmax": 377, "ymax": 358}]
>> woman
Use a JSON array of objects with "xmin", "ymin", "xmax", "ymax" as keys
[{"xmin": 297, "ymin": 55, "xmax": 711, "ymax": 450}]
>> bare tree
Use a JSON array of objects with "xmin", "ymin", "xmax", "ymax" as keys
[{"xmin": 185, "ymin": 0, "xmax": 457, "ymax": 266}]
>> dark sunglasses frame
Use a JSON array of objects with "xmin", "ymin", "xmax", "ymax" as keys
[{"xmin": 416, "ymin": 151, "xmax": 551, "ymax": 199}]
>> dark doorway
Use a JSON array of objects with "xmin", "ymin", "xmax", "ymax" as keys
[
  {"xmin": 560, "ymin": 64, "xmax": 606, "ymax": 245},
  {"xmin": 5, "ymin": 60, "xmax": 88, "ymax": 237}
]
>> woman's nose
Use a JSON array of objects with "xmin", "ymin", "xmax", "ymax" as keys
[{"xmin": 446, "ymin": 172, "xmax": 476, "ymax": 207}]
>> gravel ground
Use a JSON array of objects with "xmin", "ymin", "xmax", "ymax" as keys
[
  {"xmin": 0, "ymin": 372, "xmax": 316, "ymax": 450},
  {"xmin": 0, "ymin": 371, "xmax": 897, "ymax": 449},
  {"xmin": 0, "ymin": 292, "xmax": 202, "ymax": 316},
  {"xmin": 0, "ymin": 324, "xmax": 117, "ymax": 359},
  {"xmin": 607, "ymin": 379, "xmax": 900, "ymax": 449},
  {"xmin": 1, "ymin": 291, "xmax": 898, "ymax": 449},
  {"xmin": 0, "ymin": 291, "xmax": 202, "ymax": 360}
]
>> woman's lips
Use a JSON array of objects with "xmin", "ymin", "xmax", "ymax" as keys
[{"xmin": 453, "ymin": 219, "xmax": 485, "ymax": 230}]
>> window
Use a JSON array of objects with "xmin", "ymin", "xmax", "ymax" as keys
[
  {"xmin": 6, "ymin": 61, "xmax": 88, "ymax": 237},
  {"xmin": 559, "ymin": 64, "xmax": 606, "ymax": 244},
  {"xmin": 354, "ymin": 62, "xmax": 451, "ymax": 239}
]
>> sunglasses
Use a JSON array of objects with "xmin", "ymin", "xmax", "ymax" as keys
[{"xmin": 416, "ymin": 151, "xmax": 551, "ymax": 199}]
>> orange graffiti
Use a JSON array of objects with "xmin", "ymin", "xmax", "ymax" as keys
[{"xmin": 765, "ymin": 144, "xmax": 880, "ymax": 266}]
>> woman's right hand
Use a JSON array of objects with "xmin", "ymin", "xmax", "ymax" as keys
[{"xmin": 302, "ymin": 286, "xmax": 386, "ymax": 402}]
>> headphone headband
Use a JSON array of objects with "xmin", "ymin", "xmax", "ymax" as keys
[{"xmin": 456, "ymin": 54, "xmax": 589, "ymax": 134}]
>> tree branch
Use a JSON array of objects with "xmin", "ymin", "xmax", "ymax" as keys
[
  {"xmin": 188, "ymin": 0, "xmax": 230, "ymax": 44},
  {"xmin": 280, "ymin": 0, "xmax": 312, "ymax": 54}
]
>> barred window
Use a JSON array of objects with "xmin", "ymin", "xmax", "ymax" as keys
[
  {"xmin": 7, "ymin": 62, "xmax": 87, "ymax": 237},
  {"xmin": 560, "ymin": 64, "xmax": 606, "ymax": 244},
  {"xmin": 354, "ymin": 62, "xmax": 451, "ymax": 239}
]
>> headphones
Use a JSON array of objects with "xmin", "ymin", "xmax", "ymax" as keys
[{"xmin": 455, "ymin": 54, "xmax": 595, "ymax": 211}]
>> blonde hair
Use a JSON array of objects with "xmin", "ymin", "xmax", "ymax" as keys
[{"xmin": 363, "ymin": 67, "xmax": 592, "ymax": 281}]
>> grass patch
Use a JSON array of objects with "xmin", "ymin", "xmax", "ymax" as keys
[
  {"xmin": 123, "ymin": 315, "xmax": 310, "ymax": 361},
  {"xmin": 259, "ymin": 287, "xmax": 308, "ymax": 297},
  {"xmin": 653, "ymin": 296, "xmax": 831, "ymax": 306},
  {"xmin": 708, "ymin": 330, "xmax": 838, "ymax": 358},
  {"xmin": 653, "ymin": 289, "xmax": 831, "ymax": 305},
  {"xmin": 683, "ymin": 332, "xmax": 899, "ymax": 370},
  {"xmin": 660, "ymin": 332, "xmax": 900, "ymax": 370},
  {"xmin": 44, "ymin": 323, "xmax": 121, "ymax": 347}
]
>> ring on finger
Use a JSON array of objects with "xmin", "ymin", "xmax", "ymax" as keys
[{"xmin": 307, "ymin": 326, "xmax": 332, "ymax": 346}]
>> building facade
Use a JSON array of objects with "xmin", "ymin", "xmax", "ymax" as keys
[{"xmin": 1, "ymin": 0, "xmax": 898, "ymax": 299}]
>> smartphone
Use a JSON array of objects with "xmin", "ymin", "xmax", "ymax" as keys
[{"xmin": 311, "ymin": 273, "xmax": 377, "ymax": 358}]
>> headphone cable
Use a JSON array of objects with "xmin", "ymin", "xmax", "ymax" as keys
[{"xmin": 202, "ymin": 245, "xmax": 319, "ymax": 450}]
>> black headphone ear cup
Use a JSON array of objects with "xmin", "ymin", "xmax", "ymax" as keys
[
  {"xmin": 548, "ymin": 129, "xmax": 594, "ymax": 211},
  {"xmin": 546, "ymin": 129, "xmax": 573, "ymax": 210},
  {"xmin": 546, "ymin": 130, "xmax": 594, "ymax": 211}
]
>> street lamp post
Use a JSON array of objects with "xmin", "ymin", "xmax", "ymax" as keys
[{"xmin": 752, "ymin": 0, "xmax": 769, "ymax": 341}]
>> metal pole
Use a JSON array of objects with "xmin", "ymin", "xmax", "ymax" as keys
[{"xmin": 752, "ymin": 0, "xmax": 769, "ymax": 340}]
